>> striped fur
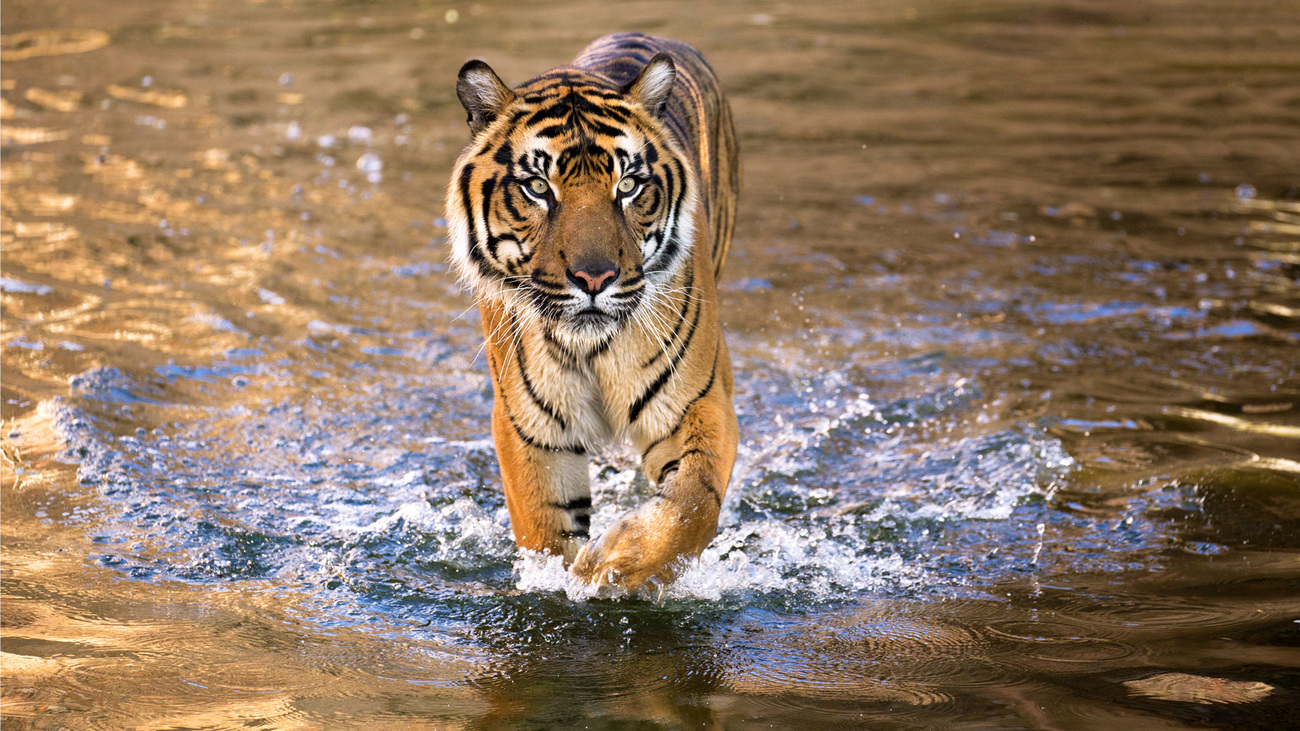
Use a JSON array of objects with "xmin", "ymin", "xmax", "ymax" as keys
[{"xmin": 446, "ymin": 34, "xmax": 740, "ymax": 592}]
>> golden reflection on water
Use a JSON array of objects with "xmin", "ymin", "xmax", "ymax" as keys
[
  {"xmin": 0, "ymin": 29, "xmax": 110, "ymax": 62},
  {"xmin": 3, "ymin": 0, "xmax": 1299, "ymax": 727}
]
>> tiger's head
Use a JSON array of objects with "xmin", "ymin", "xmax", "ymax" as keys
[{"xmin": 447, "ymin": 54, "xmax": 698, "ymax": 350}]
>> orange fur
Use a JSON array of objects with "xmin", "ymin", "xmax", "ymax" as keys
[{"xmin": 448, "ymin": 34, "xmax": 740, "ymax": 593}]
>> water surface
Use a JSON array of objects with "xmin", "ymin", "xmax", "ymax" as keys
[{"xmin": 3, "ymin": 0, "xmax": 1298, "ymax": 727}]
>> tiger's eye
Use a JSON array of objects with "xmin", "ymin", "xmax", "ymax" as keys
[
  {"xmin": 528, "ymin": 178, "xmax": 550, "ymax": 196},
  {"xmin": 617, "ymin": 177, "xmax": 637, "ymax": 194}
]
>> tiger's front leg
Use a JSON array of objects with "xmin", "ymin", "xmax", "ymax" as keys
[
  {"xmin": 572, "ymin": 351, "xmax": 738, "ymax": 593},
  {"xmin": 491, "ymin": 395, "xmax": 592, "ymax": 562},
  {"xmin": 481, "ymin": 299, "xmax": 593, "ymax": 562}
]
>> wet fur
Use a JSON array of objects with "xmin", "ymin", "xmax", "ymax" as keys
[{"xmin": 447, "ymin": 33, "xmax": 740, "ymax": 592}]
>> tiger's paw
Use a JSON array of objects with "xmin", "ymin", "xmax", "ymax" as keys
[{"xmin": 570, "ymin": 496, "xmax": 715, "ymax": 596}]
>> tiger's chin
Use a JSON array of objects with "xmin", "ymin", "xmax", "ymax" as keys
[
  {"xmin": 552, "ymin": 309, "xmax": 626, "ymax": 345},
  {"xmin": 535, "ymin": 300, "xmax": 644, "ymax": 352}
]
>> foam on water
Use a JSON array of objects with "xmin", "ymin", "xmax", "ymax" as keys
[{"xmin": 49, "ymin": 352, "xmax": 1095, "ymax": 614}]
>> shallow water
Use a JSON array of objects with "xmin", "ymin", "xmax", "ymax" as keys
[{"xmin": 2, "ymin": 0, "xmax": 1298, "ymax": 727}]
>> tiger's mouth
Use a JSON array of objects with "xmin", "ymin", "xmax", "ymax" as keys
[
  {"xmin": 506, "ymin": 275, "xmax": 644, "ymax": 340},
  {"xmin": 557, "ymin": 296, "xmax": 644, "ymax": 342},
  {"xmin": 564, "ymin": 302, "xmax": 627, "ymax": 332},
  {"xmin": 574, "ymin": 306, "xmax": 608, "ymax": 319}
]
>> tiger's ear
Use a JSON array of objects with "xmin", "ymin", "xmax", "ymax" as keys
[
  {"xmin": 623, "ymin": 53, "xmax": 676, "ymax": 118},
  {"xmin": 457, "ymin": 60, "xmax": 516, "ymax": 135}
]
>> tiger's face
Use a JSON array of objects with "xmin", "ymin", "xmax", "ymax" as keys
[{"xmin": 448, "ymin": 56, "xmax": 697, "ymax": 349}]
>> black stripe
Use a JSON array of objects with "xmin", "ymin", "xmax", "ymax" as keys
[
  {"xmin": 586, "ymin": 119, "xmax": 629, "ymax": 138},
  {"xmin": 610, "ymin": 284, "xmax": 643, "ymax": 301},
  {"xmin": 589, "ymin": 332, "xmax": 615, "ymax": 358},
  {"xmin": 500, "ymin": 179, "xmax": 528, "ymax": 222},
  {"xmin": 641, "ymin": 187, "xmax": 662, "ymax": 214},
  {"xmin": 650, "ymin": 234, "xmax": 681, "ymax": 275},
  {"xmin": 505, "ymin": 406, "xmax": 585, "ymax": 454},
  {"xmin": 657, "ymin": 459, "xmax": 679, "ymax": 483},
  {"xmin": 479, "ymin": 176, "xmax": 498, "ymax": 260},
  {"xmin": 666, "ymin": 156, "xmax": 689, "ymax": 234},
  {"xmin": 459, "ymin": 163, "xmax": 496, "ymax": 280},
  {"xmin": 489, "ymin": 351, "xmax": 586, "ymax": 455},
  {"xmin": 542, "ymin": 329, "xmax": 583, "ymax": 371},
  {"xmin": 529, "ymin": 149, "xmax": 553, "ymax": 175},
  {"xmin": 535, "ymin": 124, "xmax": 567, "ymax": 139},
  {"xmin": 552, "ymin": 496, "xmax": 592, "ymax": 511},
  {"xmin": 640, "ymin": 348, "xmax": 720, "ymax": 459},
  {"xmin": 660, "ymin": 164, "xmax": 676, "ymax": 221},
  {"xmin": 644, "ymin": 163, "xmax": 685, "ymax": 273},
  {"xmin": 515, "ymin": 336, "xmax": 567, "ymax": 430},
  {"xmin": 524, "ymin": 103, "xmax": 570, "ymax": 127},
  {"xmin": 486, "ymin": 233, "xmax": 520, "ymax": 265},
  {"xmin": 493, "ymin": 139, "xmax": 514, "ymax": 166},
  {"xmin": 627, "ymin": 289, "xmax": 704, "ymax": 424},
  {"xmin": 653, "ymin": 451, "xmax": 723, "ymax": 505},
  {"xmin": 530, "ymin": 273, "xmax": 567, "ymax": 293},
  {"xmin": 643, "ymin": 261, "xmax": 694, "ymax": 368}
]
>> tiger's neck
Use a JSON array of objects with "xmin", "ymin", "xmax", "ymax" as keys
[{"xmin": 481, "ymin": 253, "xmax": 707, "ymax": 451}]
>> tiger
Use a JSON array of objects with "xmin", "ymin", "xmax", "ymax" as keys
[{"xmin": 446, "ymin": 33, "xmax": 740, "ymax": 594}]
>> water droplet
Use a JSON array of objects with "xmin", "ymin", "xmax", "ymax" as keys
[
  {"xmin": 347, "ymin": 125, "xmax": 373, "ymax": 144},
  {"xmin": 1234, "ymin": 183, "xmax": 1257, "ymax": 200},
  {"xmin": 356, "ymin": 152, "xmax": 382, "ymax": 174}
]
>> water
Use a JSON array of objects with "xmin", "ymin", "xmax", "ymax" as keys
[{"xmin": 3, "ymin": 0, "xmax": 1298, "ymax": 727}]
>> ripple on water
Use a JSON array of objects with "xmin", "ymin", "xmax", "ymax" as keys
[
  {"xmin": 1050, "ymin": 592, "xmax": 1282, "ymax": 634},
  {"xmin": 984, "ymin": 617, "xmax": 1141, "ymax": 668},
  {"xmin": 721, "ymin": 610, "xmax": 994, "ymax": 711}
]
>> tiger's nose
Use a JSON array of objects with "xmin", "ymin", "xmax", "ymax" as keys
[{"xmin": 568, "ymin": 264, "xmax": 618, "ymax": 296}]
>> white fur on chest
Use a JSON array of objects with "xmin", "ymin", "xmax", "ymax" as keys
[
  {"xmin": 501, "ymin": 260, "xmax": 700, "ymax": 455},
  {"xmin": 513, "ymin": 321, "xmax": 671, "ymax": 453}
]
